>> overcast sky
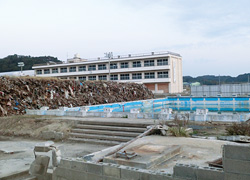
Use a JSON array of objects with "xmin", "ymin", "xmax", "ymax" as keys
[{"xmin": 0, "ymin": 0, "xmax": 249, "ymax": 76}]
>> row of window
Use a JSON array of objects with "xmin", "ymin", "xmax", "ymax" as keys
[
  {"xmin": 67, "ymin": 72, "xmax": 169, "ymax": 81},
  {"xmin": 36, "ymin": 59, "xmax": 168, "ymax": 74}
]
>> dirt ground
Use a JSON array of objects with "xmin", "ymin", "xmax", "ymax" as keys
[
  {"xmin": 0, "ymin": 115, "xmax": 74, "ymax": 140},
  {"xmin": 0, "ymin": 114, "xmax": 231, "ymax": 141}
]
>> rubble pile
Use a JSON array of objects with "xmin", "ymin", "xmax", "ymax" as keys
[{"xmin": 0, "ymin": 76, "xmax": 153, "ymax": 116}]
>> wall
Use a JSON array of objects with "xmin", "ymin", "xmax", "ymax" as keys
[
  {"xmin": 191, "ymin": 83, "xmax": 250, "ymax": 97},
  {"xmin": 84, "ymin": 97, "xmax": 250, "ymax": 113},
  {"xmin": 169, "ymin": 56, "xmax": 183, "ymax": 94},
  {"xmin": 173, "ymin": 144, "xmax": 250, "ymax": 180},
  {"xmin": 53, "ymin": 158, "xmax": 176, "ymax": 180},
  {"xmin": 52, "ymin": 144, "xmax": 250, "ymax": 180}
]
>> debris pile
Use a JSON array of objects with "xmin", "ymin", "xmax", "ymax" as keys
[{"xmin": 0, "ymin": 76, "xmax": 153, "ymax": 117}]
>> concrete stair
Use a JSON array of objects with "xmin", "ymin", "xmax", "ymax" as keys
[{"xmin": 69, "ymin": 120, "xmax": 148, "ymax": 146}]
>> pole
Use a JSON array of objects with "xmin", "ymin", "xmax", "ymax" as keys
[
  {"xmin": 109, "ymin": 58, "xmax": 110, "ymax": 81},
  {"xmin": 219, "ymin": 74, "xmax": 221, "ymax": 94}
]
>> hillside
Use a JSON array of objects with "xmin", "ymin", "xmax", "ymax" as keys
[
  {"xmin": 0, "ymin": 54, "xmax": 62, "ymax": 73},
  {"xmin": 184, "ymin": 73, "xmax": 250, "ymax": 85},
  {"xmin": 0, "ymin": 76, "xmax": 153, "ymax": 117}
]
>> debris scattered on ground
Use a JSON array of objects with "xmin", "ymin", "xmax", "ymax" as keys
[{"xmin": 0, "ymin": 76, "xmax": 153, "ymax": 116}]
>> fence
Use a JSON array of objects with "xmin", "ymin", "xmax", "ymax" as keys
[{"xmin": 191, "ymin": 83, "xmax": 250, "ymax": 97}]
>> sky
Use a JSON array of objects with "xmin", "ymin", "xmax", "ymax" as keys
[{"xmin": 0, "ymin": 0, "xmax": 250, "ymax": 77}]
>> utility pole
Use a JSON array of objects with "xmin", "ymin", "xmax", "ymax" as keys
[{"xmin": 104, "ymin": 52, "xmax": 113, "ymax": 81}]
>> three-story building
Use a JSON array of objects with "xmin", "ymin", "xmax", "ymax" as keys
[{"xmin": 32, "ymin": 51, "xmax": 183, "ymax": 94}]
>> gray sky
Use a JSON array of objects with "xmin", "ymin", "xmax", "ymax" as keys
[{"xmin": 0, "ymin": 0, "xmax": 249, "ymax": 76}]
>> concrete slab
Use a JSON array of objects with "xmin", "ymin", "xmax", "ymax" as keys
[
  {"xmin": 104, "ymin": 135, "xmax": 236, "ymax": 174},
  {"xmin": 104, "ymin": 143, "xmax": 181, "ymax": 169},
  {"xmin": 0, "ymin": 139, "xmax": 110, "ymax": 179}
]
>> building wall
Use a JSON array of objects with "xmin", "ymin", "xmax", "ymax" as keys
[
  {"xmin": 33, "ymin": 52, "xmax": 183, "ymax": 94},
  {"xmin": 158, "ymin": 83, "xmax": 169, "ymax": 93},
  {"xmin": 169, "ymin": 56, "xmax": 183, "ymax": 93}
]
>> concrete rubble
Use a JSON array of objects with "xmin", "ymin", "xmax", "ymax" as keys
[{"xmin": 0, "ymin": 76, "xmax": 153, "ymax": 117}]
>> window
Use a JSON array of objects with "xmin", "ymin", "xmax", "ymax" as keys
[
  {"xmin": 44, "ymin": 69, "xmax": 50, "ymax": 74},
  {"xmin": 132, "ymin": 73, "xmax": 142, "ymax": 79},
  {"xmin": 99, "ymin": 75, "xmax": 107, "ymax": 80},
  {"xmin": 60, "ymin": 67, "xmax": 67, "ymax": 73},
  {"xmin": 98, "ymin": 64, "xmax": 106, "ymax": 70},
  {"xmin": 52, "ymin": 68, "xmax": 58, "ymax": 73},
  {"xmin": 79, "ymin": 66, "xmax": 86, "ymax": 71},
  {"xmin": 158, "ymin": 71, "xmax": 169, "ymax": 78},
  {"xmin": 144, "ymin": 60, "xmax": 154, "ymax": 67},
  {"xmin": 110, "ymin": 74, "xmax": 118, "ymax": 80},
  {"xmin": 145, "ymin": 72, "xmax": 155, "ymax": 79},
  {"xmin": 69, "ymin": 67, "xmax": 76, "ymax": 72},
  {"xmin": 88, "ymin": 65, "xmax": 96, "ymax": 71},
  {"xmin": 133, "ymin": 61, "xmax": 141, "ymax": 68},
  {"xmin": 121, "ymin": 62, "xmax": 129, "ymax": 68},
  {"xmin": 110, "ymin": 63, "xmax": 117, "ymax": 69},
  {"xmin": 157, "ymin": 59, "xmax": 168, "ymax": 66},
  {"xmin": 120, "ymin": 74, "xmax": 130, "ymax": 80},
  {"xmin": 79, "ymin": 76, "xmax": 86, "ymax": 81},
  {"xmin": 36, "ymin": 70, "xmax": 42, "ymax": 74},
  {"xmin": 88, "ymin": 76, "xmax": 96, "ymax": 80}
]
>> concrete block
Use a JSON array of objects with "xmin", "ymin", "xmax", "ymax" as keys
[
  {"xmin": 80, "ymin": 107, "xmax": 89, "ymax": 112},
  {"xmin": 130, "ymin": 108, "xmax": 140, "ymax": 113},
  {"xmin": 103, "ymin": 164, "xmax": 121, "ymax": 178},
  {"xmin": 223, "ymin": 158, "xmax": 250, "ymax": 175},
  {"xmin": 161, "ymin": 108, "xmax": 172, "ymax": 114},
  {"xmin": 173, "ymin": 163, "xmax": 198, "ymax": 180},
  {"xmin": 70, "ymin": 170, "xmax": 87, "ymax": 180},
  {"xmin": 128, "ymin": 113, "xmax": 137, "ymax": 119},
  {"xmin": 196, "ymin": 109, "xmax": 208, "ymax": 115},
  {"xmin": 104, "ymin": 108, "xmax": 114, "ymax": 113},
  {"xmin": 59, "ymin": 107, "xmax": 68, "ymax": 111},
  {"xmin": 53, "ymin": 167, "xmax": 72, "ymax": 178},
  {"xmin": 86, "ymin": 162, "xmax": 103, "ymax": 175},
  {"xmin": 59, "ymin": 159, "xmax": 72, "ymax": 168},
  {"xmin": 29, "ymin": 155, "xmax": 50, "ymax": 176},
  {"xmin": 40, "ymin": 106, "xmax": 49, "ymax": 111},
  {"xmin": 224, "ymin": 172, "xmax": 250, "ymax": 180},
  {"xmin": 46, "ymin": 110, "xmax": 65, "ymax": 116},
  {"xmin": 139, "ymin": 170, "xmax": 173, "ymax": 180},
  {"xmin": 148, "ymin": 172, "xmax": 173, "ymax": 180},
  {"xmin": 196, "ymin": 167, "xmax": 224, "ymax": 180},
  {"xmin": 86, "ymin": 172, "xmax": 103, "ymax": 180},
  {"xmin": 121, "ymin": 167, "xmax": 140, "ymax": 180},
  {"xmin": 71, "ymin": 160, "xmax": 87, "ymax": 171},
  {"xmin": 223, "ymin": 144, "xmax": 250, "ymax": 161},
  {"xmin": 65, "ymin": 111, "xmax": 83, "ymax": 117}
]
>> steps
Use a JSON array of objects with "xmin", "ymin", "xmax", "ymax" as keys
[{"xmin": 69, "ymin": 120, "xmax": 149, "ymax": 146}]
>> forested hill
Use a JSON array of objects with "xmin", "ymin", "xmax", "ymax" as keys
[
  {"xmin": 0, "ymin": 54, "xmax": 62, "ymax": 72},
  {"xmin": 184, "ymin": 73, "xmax": 250, "ymax": 85}
]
